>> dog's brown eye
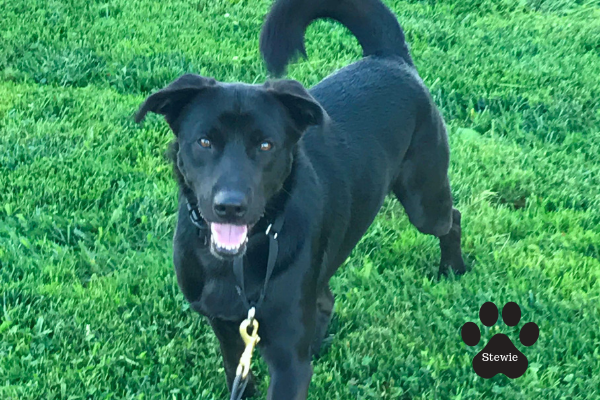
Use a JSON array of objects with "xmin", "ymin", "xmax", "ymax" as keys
[
  {"xmin": 260, "ymin": 141, "xmax": 273, "ymax": 151},
  {"xmin": 199, "ymin": 138, "xmax": 211, "ymax": 148}
]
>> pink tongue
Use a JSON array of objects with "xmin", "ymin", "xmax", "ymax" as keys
[{"xmin": 211, "ymin": 223, "xmax": 248, "ymax": 249}]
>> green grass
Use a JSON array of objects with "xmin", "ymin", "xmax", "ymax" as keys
[{"xmin": 1, "ymin": 0, "xmax": 599, "ymax": 398}]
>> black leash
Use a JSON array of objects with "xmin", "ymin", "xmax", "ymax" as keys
[
  {"xmin": 232, "ymin": 214, "xmax": 285, "ymax": 312},
  {"xmin": 182, "ymin": 188, "xmax": 285, "ymax": 400},
  {"xmin": 230, "ymin": 374, "xmax": 249, "ymax": 400},
  {"xmin": 229, "ymin": 214, "xmax": 284, "ymax": 400}
]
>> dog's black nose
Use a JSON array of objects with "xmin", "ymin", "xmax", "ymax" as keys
[{"xmin": 213, "ymin": 191, "xmax": 248, "ymax": 219}]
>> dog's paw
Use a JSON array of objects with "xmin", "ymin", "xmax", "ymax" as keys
[
  {"xmin": 438, "ymin": 256, "xmax": 469, "ymax": 280},
  {"xmin": 238, "ymin": 382, "xmax": 259, "ymax": 399},
  {"xmin": 461, "ymin": 302, "xmax": 539, "ymax": 379},
  {"xmin": 312, "ymin": 333, "xmax": 335, "ymax": 359},
  {"xmin": 438, "ymin": 259, "xmax": 466, "ymax": 279}
]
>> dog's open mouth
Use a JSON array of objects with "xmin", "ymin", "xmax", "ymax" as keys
[{"xmin": 210, "ymin": 223, "xmax": 248, "ymax": 257}]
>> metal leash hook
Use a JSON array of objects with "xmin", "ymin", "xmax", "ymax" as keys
[
  {"xmin": 230, "ymin": 307, "xmax": 260, "ymax": 400},
  {"xmin": 237, "ymin": 307, "xmax": 260, "ymax": 378}
]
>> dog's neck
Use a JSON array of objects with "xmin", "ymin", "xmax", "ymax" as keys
[{"xmin": 262, "ymin": 149, "xmax": 298, "ymax": 221}]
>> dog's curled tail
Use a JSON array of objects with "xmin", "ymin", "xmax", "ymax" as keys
[{"xmin": 260, "ymin": 0, "xmax": 413, "ymax": 76}]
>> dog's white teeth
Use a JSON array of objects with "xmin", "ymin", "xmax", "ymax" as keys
[{"xmin": 211, "ymin": 240, "xmax": 243, "ymax": 252}]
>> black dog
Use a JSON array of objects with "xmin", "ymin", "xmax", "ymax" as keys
[{"xmin": 135, "ymin": 0, "xmax": 465, "ymax": 398}]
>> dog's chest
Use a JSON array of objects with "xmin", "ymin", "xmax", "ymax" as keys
[
  {"xmin": 189, "ymin": 259, "xmax": 268, "ymax": 321},
  {"xmin": 178, "ymin": 230, "xmax": 271, "ymax": 321},
  {"xmin": 189, "ymin": 277, "xmax": 247, "ymax": 321}
]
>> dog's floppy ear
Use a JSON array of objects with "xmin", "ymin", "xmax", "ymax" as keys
[
  {"xmin": 265, "ymin": 79, "xmax": 324, "ymax": 133},
  {"xmin": 135, "ymin": 74, "xmax": 217, "ymax": 131}
]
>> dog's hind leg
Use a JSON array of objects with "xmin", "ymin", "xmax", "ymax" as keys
[
  {"xmin": 311, "ymin": 286, "xmax": 335, "ymax": 357},
  {"xmin": 392, "ymin": 107, "xmax": 466, "ymax": 276},
  {"xmin": 439, "ymin": 208, "xmax": 465, "ymax": 276}
]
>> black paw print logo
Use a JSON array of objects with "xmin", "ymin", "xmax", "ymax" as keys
[{"xmin": 461, "ymin": 302, "xmax": 539, "ymax": 379}]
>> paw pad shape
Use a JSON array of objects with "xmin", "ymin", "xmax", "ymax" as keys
[{"xmin": 461, "ymin": 302, "xmax": 539, "ymax": 379}]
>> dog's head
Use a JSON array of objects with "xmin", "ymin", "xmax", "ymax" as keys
[{"xmin": 136, "ymin": 74, "xmax": 324, "ymax": 259}]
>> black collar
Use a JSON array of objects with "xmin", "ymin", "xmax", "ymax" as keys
[{"xmin": 186, "ymin": 201, "xmax": 210, "ymax": 245}]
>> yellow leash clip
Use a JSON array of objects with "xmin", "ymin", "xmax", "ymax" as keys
[{"xmin": 236, "ymin": 307, "xmax": 260, "ymax": 379}]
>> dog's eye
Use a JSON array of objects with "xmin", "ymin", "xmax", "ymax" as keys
[
  {"xmin": 260, "ymin": 141, "xmax": 273, "ymax": 151},
  {"xmin": 199, "ymin": 138, "xmax": 212, "ymax": 148}
]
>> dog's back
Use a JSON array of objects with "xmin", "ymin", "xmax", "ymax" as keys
[
  {"xmin": 259, "ymin": 0, "xmax": 465, "ymax": 278},
  {"xmin": 260, "ymin": 0, "xmax": 414, "ymax": 76}
]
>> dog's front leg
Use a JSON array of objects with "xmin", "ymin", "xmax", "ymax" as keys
[
  {"xmin": 209, "ymin": 318, "xmax": 257, "ymax": 398},
  {"xmin": 260, "ymin": 275, "xmax": 317, "ymax": 399},
  {"xmin": 262, "ymin": 333, "xmax": 314, "ymax": 400}
]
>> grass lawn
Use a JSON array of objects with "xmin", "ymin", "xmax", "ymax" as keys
[{"xmin": 1, "ymin": 0, "xmax": 599, "ymax": 398}]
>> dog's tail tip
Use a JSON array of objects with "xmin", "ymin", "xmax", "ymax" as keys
[{"xmin": 260, "ymin": 17, "xmax": 308, "ymax": 77}]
